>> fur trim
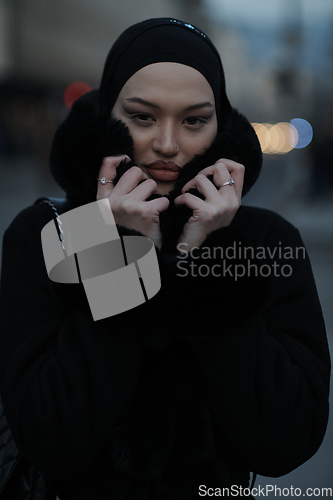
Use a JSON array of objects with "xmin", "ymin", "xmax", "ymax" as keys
[
  {"xmin": 49, "ymin": 89, "xmax": 262, "ymax": 203},
  {"xmin": 50, "ymin": 90, "xmax": 134, "ymax": 202},
  {"xmin": 49, "ymin": 90, "xmax": 271, "ymax": 346}
]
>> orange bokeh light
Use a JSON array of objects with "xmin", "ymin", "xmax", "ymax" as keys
[{"xmin": 252, "ymin": 122, "xmax": 298, "ymax": 155}]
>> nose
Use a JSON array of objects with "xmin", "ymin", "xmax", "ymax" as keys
[{"xmin": 152, "ymin": 122, "xmax": 178, "ymax": 157}]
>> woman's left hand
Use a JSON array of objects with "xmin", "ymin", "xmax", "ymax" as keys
[{"xmin": 174, "ymin": 159, "xmax": 245, "ymax": 251}]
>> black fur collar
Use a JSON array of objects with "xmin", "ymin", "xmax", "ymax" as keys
[
  {"xmin": 49, "ymin": 90, "xmax": 271, "ymax": 349},
  {"xmin": 50, "ymin": 89, "xmax": 262, "ymax": 206}
]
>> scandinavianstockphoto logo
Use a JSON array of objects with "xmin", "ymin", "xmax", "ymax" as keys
[{"xmin": 176, "ymin": 242, "xmax": 306, "ymax": 279}]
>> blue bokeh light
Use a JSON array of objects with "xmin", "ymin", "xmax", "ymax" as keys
[{"xmin": 289, "ymin": 118, "xmax": 313, "ymax": 149}]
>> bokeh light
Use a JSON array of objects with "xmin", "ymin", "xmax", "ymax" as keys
[
  {"xmin": 63, "ymin": 82, "xmax": 92, "ymax": 109},
  {"xmin": 252, "ymin": 122, "xmax": 298, "ymax": 154},
  {"xmin": 289, "ymin": 118, "xmax": 313, "ymax": 149},
  {"xmin": 252, "ymin": 123, "xmax": 270, "ymax": 152}
]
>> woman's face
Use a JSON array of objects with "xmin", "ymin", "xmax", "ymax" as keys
[{"xmin": 111, "ymin": 62, "xmax": 218, "ymax": 194}]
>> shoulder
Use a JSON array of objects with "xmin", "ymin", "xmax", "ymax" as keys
[
  {"xmin": 4, "ymin": 203, "xmax": 56, "ymax": 239},
  {"xmin": 1, "ymin": 203, "xmax": 57, "ymax": 295},
  {"xmin": 232, "ymin": 205, "xmax": 302, "ymax": 246},
  {"xmin": 2, "ymin": 201, "xmax": 71, "ymax": 258},
  {"xmin": 235, "ymin": 205, "xmax": 296, "ymax": 228},
  {"xmin": 4, "ymin": 198, "xmax": 77, "ymax": 238}
]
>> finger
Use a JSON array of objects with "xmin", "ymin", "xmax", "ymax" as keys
[
  {"xmin": 174, "ymin": 192, "xmax": 207, "ymax": 211},
  {"xmin": 147, "ymin": 196, "xmax": 170, "ymax": 214},
  {"xmin": 187, "ymin": 159, "xmax": 244, "ymax": 201},
  {"xmin": 112, "ymin": 166, "xmax": 150, "ymax": 196},
  {"xmin": 182, "ymin": 173, "xmax": 227, "ymax": 204},
  {"xmin": 97, "ymin": 155, "xmax": 130, "ymax": 199},
  {"xmin": 213, "ymin": 159, "xmax": 245, "ymax": 200},
  {"xmin": 198, "ymin": 161, "xmax": 234, "ymax": 194},
  {"xmin": 214, "ymin": 162, "xmax": 237, "ymax": 197},
  {"xmin": 182, "ymin": 162, "xmax": 230, "ymax": 194},
  {"xmin": 128, "ymin": 178, "xmax": 158, "ymax": 201},
  {"xmin": 189, "ymin": 174, "xmax": 219, "ymax": 202}
]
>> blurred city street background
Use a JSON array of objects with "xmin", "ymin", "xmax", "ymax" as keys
[{"xmin": 0, "ymin": 0, "xmax": 332, "ymax": 495}]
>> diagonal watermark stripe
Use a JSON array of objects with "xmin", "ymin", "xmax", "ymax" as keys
[{"xmin": 41, "ymin": 199, "xmax": 161, "ymax": 320}]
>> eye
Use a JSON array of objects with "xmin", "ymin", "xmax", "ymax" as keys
[
  {"xmin": 129, "ymin": 113, "xmax": 154, "ymax": 124},
  {"xmin": 183, "ymin": 117, "xmax": 208, "ymax": 127}
]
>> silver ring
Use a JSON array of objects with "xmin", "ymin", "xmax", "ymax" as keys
[
  {"xmin": 217, "ymin": 178, "xmax": 235, "ymax": 189},
  {"xmin": 97, "ymin": 177, "xmax": 114, "ymax": 185}
]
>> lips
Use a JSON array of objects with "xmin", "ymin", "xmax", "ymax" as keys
[{"xmin": 145, "ymin": 161, "xmax": 181, "ymax": 182}]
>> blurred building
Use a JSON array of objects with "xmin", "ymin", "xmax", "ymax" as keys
[
  {"xmin": 201, "ymin": 0, "xmax": 333, "ymax": 205},
  {"xmin": 0, "ymin": 0, "xmax": 187, "ymax": 86},
  {"xmin": 0, "ymin": 0, "xmax": 187, "ymax": 164},
  {"xmin": 0, "ymin": 0, "xmax": 332, "ymax": 203}
]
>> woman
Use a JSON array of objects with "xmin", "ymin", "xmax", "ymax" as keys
[{"xmin": 0, "ymin": 18, "xmax": 330, "ymax": 499}]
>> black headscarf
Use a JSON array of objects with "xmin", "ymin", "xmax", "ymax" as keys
[
  {"xmin": 50, "ymin": 19, "xmax": 262, "ymax": 202},
  {"xmin": 99, "ymin": 18, "xmax": 232, "ymax": 126}
]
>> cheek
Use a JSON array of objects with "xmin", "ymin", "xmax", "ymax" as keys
[
  {"xmin": 200, "ymin": 127, "xmax": 217, "ymax": 152},
  {"xmin": 129, "ymin": 130, "xmax": 150, "ymax": 161},
  {"xmin": 186, "ymin": 130, "xmax": 216, "ymax": 157}
]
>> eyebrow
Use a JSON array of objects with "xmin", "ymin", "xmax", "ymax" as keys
[
  {"xmin": 125, "ymin": 97, "xmax": 214, "ymax": 111},
  {"xmin": 185, "ymin": 102, "xmax": 214, "ymax": 111}
]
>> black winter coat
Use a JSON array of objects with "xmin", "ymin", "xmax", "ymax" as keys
[{"xmin": 0, "ymin": 91, "xmax": 330, "ymax": 499}]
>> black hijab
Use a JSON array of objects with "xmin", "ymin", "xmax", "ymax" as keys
[
  {"xmin": 50, "ymin": 19, "xmax": 262, "ymax": 202},
  {"xmin": 98, "ymin": 18, "xmax": 232, "ymax": 126}
]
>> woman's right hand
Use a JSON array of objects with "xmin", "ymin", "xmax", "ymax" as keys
[{"xmin": 97, "ymin": 156, "xmax": 169, "ymax": 249}]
